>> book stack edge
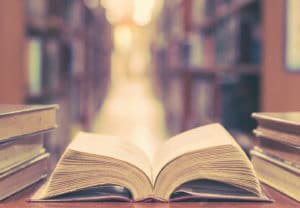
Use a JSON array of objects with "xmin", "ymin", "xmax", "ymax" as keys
[
  {"xmin": 250, "ymin": 112, "xmax": 300, "ymax": 202},
  {"xmin": 0, "ymin": 104, "xmax": 58, "ymax": 201}
]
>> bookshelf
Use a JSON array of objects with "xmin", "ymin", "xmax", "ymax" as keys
[
  {"xmin": 152, "ymin": 0, "xmax": 261, "ymax": 135},
  {"xmin": 23, "ymin": 0, "xmax": 112, "ymax": 162},
  {"xmin": 192, "ymin": 0, "xmax": 259, "ymax": 31},
  {"xmin": 24, "ymin": 0, "xmax": 112, "ymax": 122}
]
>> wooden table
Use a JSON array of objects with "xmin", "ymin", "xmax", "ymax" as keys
[{"xmin": 1, "ymin": 182, "xmax": 299, "ymax": 208}]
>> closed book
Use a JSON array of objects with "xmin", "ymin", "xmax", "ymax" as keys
[
  {"xmin": 254, "ymin": 137, "xmax": 300, "ymax": 166},
  {"xmin": 0, "ymin": 133, "xmax": 46, "ymax": 173},
  {"xmin": 0, "ymin": 153, "xmax": 49, "ymax": 201},
  {"xmin": 252, "ymin": 112, "xmax": 300, "ymax": 146},
  {"xmin": 31, "ymin": 123, "xmax": 270, "ymax": 202},
  {"xmin": 254, "ymin": 127, "xmax": 300, "ymax": 147},
  {"xmin": 0, "ymin": 104, "xmax": 58, "ymax": 142},
  {"xmin": 251, "ymin": 148, "xmax": 300, "ymax": 202}
]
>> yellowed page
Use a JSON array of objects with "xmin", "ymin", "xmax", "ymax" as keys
[
  {"xmin": 152, "ymin": 123, "xmax": 237, "ymax": 180},
  {"xmin": 69, "ymin": 132, "xmax": 152, "ymax": 180}
]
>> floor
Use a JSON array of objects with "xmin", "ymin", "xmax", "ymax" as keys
[
  {"xmin": 91, "ymin": 25, "xmax": 169, "ymax": 161},
  {"xmin": 92, "ymin": 77, "xmax": 168, "ymax": 161}
]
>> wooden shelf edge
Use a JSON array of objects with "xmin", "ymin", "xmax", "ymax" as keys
[{"xmin": 166, "ymin": 64, "xmax": 260, "ymax": 76}]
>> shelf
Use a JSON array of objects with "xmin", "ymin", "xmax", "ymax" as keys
[
  {"xmin": 26, "ymin": 16, "xmax": 64, "ymax": 35},
  {"xmin": 153, "ymin": 0, "xmax": 262, "ymax": 134},
  {"xmin": 187, "ymin": 67, "xmax": 217, "ymax": 79},
  {"xmin": 213, "ymin": 64, "xmax": 260, "ymax": 75},
  {"xmin": 26, "ymin": 88, "xmax": 67, "ymax": 102},
  {"xmin": 167, "ymin": 64, "xmax": 260, "ymax": 77},
  {"xmin": 193, "ymin": 0, "xmax": 258, "ymax": 31},
  {"xmin": 26, "ymin": 19, "xmax": 46, "ymax": 34}
]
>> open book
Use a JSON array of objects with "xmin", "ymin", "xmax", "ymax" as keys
[{"xmin": 32, "ymin": 123, "xmax": 269, "ymax": 202}]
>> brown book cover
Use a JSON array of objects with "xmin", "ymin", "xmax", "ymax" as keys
[{"xmin": 0, "ymin": 104, "xmax": 58, "ymax": 142}]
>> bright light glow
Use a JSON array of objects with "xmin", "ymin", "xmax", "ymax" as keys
[
  {"xmin": 113, "ymin": 25, "xmax": 133, "ymax": 51},
  {"xmin": 133, "ymin": 0, "xmax": 155, "ymax": 26},
  {"xmin": 101, "ymin": 0, "xmax": 158, "ymax": 25},
  {"xmin": 101, "ymin": 0, "xmax": 133, "ymax": 24}
]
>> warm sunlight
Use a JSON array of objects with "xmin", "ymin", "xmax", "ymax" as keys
[
  {"xmin": 133, "ymin": 0, "xmax": 155, "ymax": 26},
  {"xmin": 101, "ymin": 0, "xmax": 132, "ymax": 24},
  {"xmin": 101, "ymin": 0, "xmax": 159, "ymax": 26}
]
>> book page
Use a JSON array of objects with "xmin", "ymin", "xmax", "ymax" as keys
[
  {"xmin": 68, "ymin": 132, "xmax": 152, "ymax": 180},
  {"xmin": 152, "ymin": 123, "xmax": 237, "ymax": 181}
]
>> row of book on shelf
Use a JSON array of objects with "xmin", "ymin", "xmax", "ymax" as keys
[
  {"xmin": 154, "ymin": 0, "xmax": 261, "ymax": 135},
  {"xmin": 159, "ymin": 0, "xmax": 261, "ymax": 69},
  {"xmin": 0, "ymin": 105, "xmax": 57, "ymax": 200}
]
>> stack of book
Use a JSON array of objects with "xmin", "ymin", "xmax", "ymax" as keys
[
  {"xmin": 0, "ymin": 104, "xmax": 57, "ymax": 200},
  {"xmin": 250, "ymin": 112, "xmax": 300, "ymax": 202}
]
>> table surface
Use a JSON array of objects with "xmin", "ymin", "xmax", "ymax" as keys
[{"xmin": 1, "ymin": 182, "xmax": 299, "ymax": 208}]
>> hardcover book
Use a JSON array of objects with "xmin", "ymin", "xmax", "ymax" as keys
[
  {"xmin": 252, "ymin": 112, "xmax": 300, "ymax": 146},
  {"xmin": 0, "ymin": 153, "xmax": 49, "ymax": 201},
  {"xmin": 251, "ymin": 148, "xmax": 300, "ymax": 202},
  {"xmin": 254, "ymin": 137, "xmax": 300, "ymax": 166},
  {"xmin": 0, "ymin": 104, "xmax": 58, "ymax": 142},
  {"xmin": 0, "ymin": 133, "xmax": 45, "ymax": 173},
  {"xmin": 32, "ymin": 123, "xmax": 269, "ymax": 202}
]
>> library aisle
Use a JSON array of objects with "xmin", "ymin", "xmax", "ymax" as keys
[
  {"xmin": 92, "ymin": 62, "xmax": 167, "ymax": 162},
  {"xmin": 92, "ymin": 12, "xmax": 168, "ymax": 160}
]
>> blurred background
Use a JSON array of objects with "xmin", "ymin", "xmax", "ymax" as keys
[{"xmin": 0, "ymin": 0, "xmax": 300, "ymax": 163}]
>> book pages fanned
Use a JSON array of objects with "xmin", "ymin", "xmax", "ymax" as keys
[{"xmin": 31, "ymin": 123, "xmax": 270, "ymax": 202}]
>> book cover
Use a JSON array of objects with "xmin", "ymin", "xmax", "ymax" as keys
[
  {"xmin": 0, "ymin": 153, "xmax": 49, "ymax": 201},
  {"xmin": 0, "ymin": 133, "xmax": 46, "ymax": 173},
  {"xmin": 0, "ymin": 104, "xmax": 58, "ymax": 142},
  {"xmin": 252, "ymin": 112, "xmax": 300, "ymax": 135},
  {"xmin": 251, "ymin": 148, "xmax": 300, "ymax": 202},
  {"xmin": 254, "ymin": 136, "xmax": 300, "ymax": 166}
]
